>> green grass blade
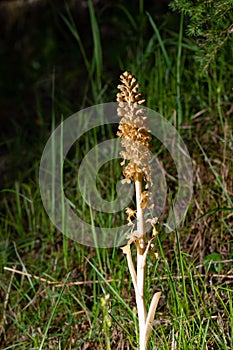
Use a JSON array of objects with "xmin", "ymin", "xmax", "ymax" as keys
[
  {"xmin": 146, "ymin": 12, "xmax": 171, "ymax": 70},
  {"xmin": 39, "ymin": 273, "xmax": 70, "ymax": 350},
  {"xmin": 61, "ymin": 9, "xmax": 90, "ymax": 73},
  {"xmin": 116, "ymin": 4, "xmax": 137, "ymax": 30},
  {"xmin": 196, "ymin": 139, "xmax": 233, "ymax": 207},
  {"xmin": 176, "ymin": 12, "xmax": 184, "ymax": 125},
  {"xmin": 88, "ymin": 0, "xmax": 102, "ymax": 92},
  {"xmin": 87, "ymin": 258, "xmax": 135, "ymax": 318}
]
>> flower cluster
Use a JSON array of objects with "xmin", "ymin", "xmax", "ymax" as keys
[{"xmin": 117, "ymin": 71, "xmax": 152, "ymax": 188}]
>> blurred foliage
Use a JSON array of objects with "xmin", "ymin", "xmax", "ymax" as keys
[
  {"xmin": 0, "ymin": 0, "xmax": 171, "ymax": 185},
  {"xmin": 0, "ymin": 0, "xmax": 171, "ymax": 125}
]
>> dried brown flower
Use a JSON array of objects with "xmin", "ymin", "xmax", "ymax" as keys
[{"xmin": 117, "ymin": 71, "xmax": 152, "ymax": 187}]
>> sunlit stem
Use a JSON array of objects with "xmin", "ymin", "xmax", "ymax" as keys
[{"xmin": 135, "ymin": 175, "xmax": 147, "ymax": 349}]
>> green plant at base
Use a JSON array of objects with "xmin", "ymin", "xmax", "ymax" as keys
[
  {"xmin": 117, "ymin": 71, "xmax": 161, "ymax": 350},
  {"xmin": 101, "ymin": 293, "xmax": 112, "ymax": 350}
]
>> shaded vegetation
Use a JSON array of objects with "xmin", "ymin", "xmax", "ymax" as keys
[{"xmin": 0, "ymin": 1, "xmax": 232, "ymax": 349}]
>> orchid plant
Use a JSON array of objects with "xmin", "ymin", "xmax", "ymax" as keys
[{"xmin": 117, "ymin": 71, "xmax": 161, "ymax": 350}]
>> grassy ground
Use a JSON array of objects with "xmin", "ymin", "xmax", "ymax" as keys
[{"xmin": 0, "ymin": 2, "xmax": 233, "ymax": 349}]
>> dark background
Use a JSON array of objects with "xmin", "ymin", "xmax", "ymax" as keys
[
  {"xmin": 0, "ymin": 0, "xmax": 174, "ymax": 186},
  {"xmin": 0, "ymin": 0, "xmax": 171, "ymax": 127}
]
